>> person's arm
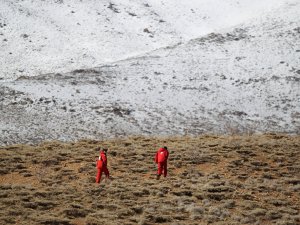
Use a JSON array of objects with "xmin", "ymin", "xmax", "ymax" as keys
[
  {"xmin": 95, "ymin": 156, "xmax": 100, "ymax": 168},
  {"xmin": 105, "ymin": 154, "xmax": 108, "ymax": 166},
  {"xmin": 102, "ymin": 153, "xmax": 107, "ymax": 166}
]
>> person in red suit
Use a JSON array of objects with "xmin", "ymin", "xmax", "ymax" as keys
[
  {"xmin": 95, "ymin": 148, "xmax": 110, "ymax": 183},
  {"xmin": 155, "ymin": 146, "xmax": 169, "ymax": 180}
]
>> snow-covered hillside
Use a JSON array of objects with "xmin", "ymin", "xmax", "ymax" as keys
[
  {"xmin": 0, "ymin": 0, "xmax": 299, "ymax": 145},
  {"xmin": 0, "ymin": 0, "xmax": 292, "ymax": 81}
]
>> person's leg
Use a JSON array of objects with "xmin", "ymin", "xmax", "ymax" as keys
[
  {"xmin": 157, "ymin": 163, "xmax": 163, "ymax": 175},
  {"xmin": 103, "ymin": 166, "xmax": 110, "ymax": 178},
  {"xmin": 163, "ymin": 162, "xmax": 167, "ymax": 177},
  {"xmin": 157, "ymin": 162, "xmax": 163, "ymax": 179},
  {"xmin": 96, "ymin": 168, "xmax": 102, "ymax": 183}
]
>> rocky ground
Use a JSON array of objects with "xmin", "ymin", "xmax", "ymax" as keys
[{"xmin": 0, "ymin": 134, "xmax": 299, "ymax": 225}]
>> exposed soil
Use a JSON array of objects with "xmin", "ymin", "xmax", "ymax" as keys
[{"xmin": 0, "ymin": 134, "xmax": 299, "ymax": 225}]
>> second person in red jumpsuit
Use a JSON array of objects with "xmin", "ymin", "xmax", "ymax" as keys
[
  {"xmin": 96, "ymin": 148, "xmax": 110, "ymax": 183},
  {"xmin": 155, "ymin": 146, "xmax": 169, "ymax": 180}
]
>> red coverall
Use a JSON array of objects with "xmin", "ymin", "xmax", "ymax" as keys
[
  {"xmin": 96, "ymin": 151, "xmax": 110, "ymax": 183},
  {"xmin": 155, "ymin": 148, "xmax": 169, "ymax": 177}
]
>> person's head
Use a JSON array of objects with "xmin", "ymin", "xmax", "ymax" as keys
[
  {"xmin": 163, "ymin": 146, "xmax": 168, "ymax": 150},
  {"xmin": 102, "ymin": 148, "xmax": 108, "ymax": 153}
]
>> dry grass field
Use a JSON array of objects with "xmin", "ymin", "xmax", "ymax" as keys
[{"xmin": 0, "ymin": 134, "xmax": 299, "ymax": 225}]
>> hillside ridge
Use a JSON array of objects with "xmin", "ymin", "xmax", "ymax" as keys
[{"xmin": 1, "ymin": 134, "xmax": 299, "ymax": 224}]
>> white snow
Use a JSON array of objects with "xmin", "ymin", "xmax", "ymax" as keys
[
  {"xmin": 0, "ymin": 0, "xmax": 293, "ymax": 81},
  {"xmin": 0, "ymin": 0, "xmax": 299, "ymax": 145}
]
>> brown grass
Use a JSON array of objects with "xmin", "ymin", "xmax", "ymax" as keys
[{"xmin": 0, "ymin": 134, "xmax": 299, "ymax": 224}]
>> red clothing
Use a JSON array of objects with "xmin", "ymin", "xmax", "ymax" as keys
[
  {"xmin": 100, "ymin": 151, "xmax": 107, "ymax": 166},
  {"xmin": 157, "ymin": 161, "xmax": 168, "ymax": 177},
  {"xmin": 155, "ymin": 148, "xmax": 169, "ymax": 177},
  {"xmin": 95, "ymin": 151, "xmax": 109, "ymax": 183},
  {"xmin": 155, "ymin": 148, "xmax": 169, "ymax": 163},
  {"xmin": 96, "ymin": 167, "xmax": 109, "ymax": 183}
]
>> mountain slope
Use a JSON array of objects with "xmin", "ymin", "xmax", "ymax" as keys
[
  {"xmin": 0, "ymin": 1, "xmax": 299, "ymax": 145},
  {"xmin": 0, "ymin": 0, "xmax": 292, "ymax": 81}
]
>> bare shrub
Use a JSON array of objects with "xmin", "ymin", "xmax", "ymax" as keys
[
  {"xmin": 249, "ymin": 208, "xmax": 267, "ymax": 217},
  {"xmin": 23, "ymin": 200, "xmax": 56, "ymax": 210},
  {"xmin": 189, "ymin": 206, "xmax": 204, "ymax": 219},
  {"xmin": 266, "ymin": 210, "xmax": 283, "ymax": 220},
  {"xmin": 37, "ymin": 216, "xmax": 71, "ymax": 225}
]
